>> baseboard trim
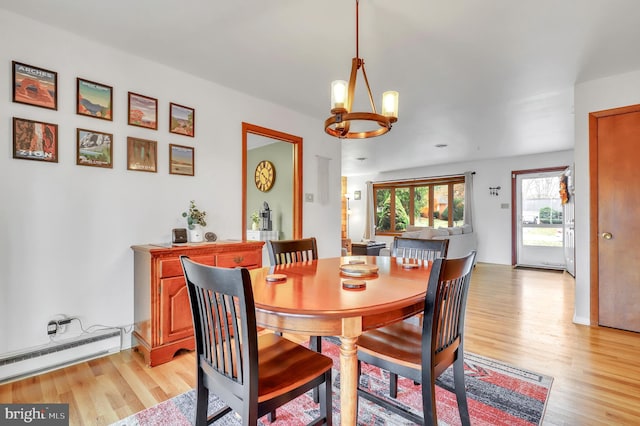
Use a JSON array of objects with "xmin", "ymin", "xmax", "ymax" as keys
[{"xmin": 0, "ymin": 329, "xmax": 121, "ymax": 384}]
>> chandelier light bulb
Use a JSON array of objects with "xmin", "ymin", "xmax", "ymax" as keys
[
  {"xmin": 382, "ymin": 91, "xmax": 399, "ymax": 118},
  {"xmin": 331, "ymin": 80, "xmax": 348, "ymax": 110}
]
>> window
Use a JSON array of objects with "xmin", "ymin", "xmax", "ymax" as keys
[
  {"xmin": 373, "ymin": 176, "xmax": 465, "ymax": 235},
  {"xmin": 521, "ymin": 175, "xmax": 563, "ymax": 247}
]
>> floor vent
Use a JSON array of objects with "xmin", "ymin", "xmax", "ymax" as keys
[{"xmin": 0, "ymin": 329, "xmax": 121, "ymax": 384}]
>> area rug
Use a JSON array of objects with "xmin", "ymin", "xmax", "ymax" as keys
[{"xmin": 112, "ymin": 339, "xmax": 552, "ymax": 425}]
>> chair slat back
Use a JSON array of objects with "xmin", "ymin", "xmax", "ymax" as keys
[
  {"xmin": 392, "ymin": 237, "xmax": 449, "ymax": 261},
  {"xmin": 422, "ymin": 251, "xmax": 476, "ymax": 357},
  {"xmin": 267, "ymin": 237, "xmax": 318, "ymax": 265},
  {"xmin": 181, "ymin": 256, "xmax": 258, "ymax": 406}
]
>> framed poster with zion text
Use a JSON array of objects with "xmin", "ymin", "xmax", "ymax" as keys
[
  {"xmin": 169, "ymin": 103, "xmax": 195, "ymax": 137},
  {"xmin": 128, "ymin": 92, "xmax": 158, "ymax": 130},
  {"xmin": 77, "ymin": 128, "xmax": 113, "ymax": 168},
  {"xmin": 127, "ymin": 137, "xmax": 157, "ymax": 172},
  {"xmin": 13, "ymin": 117, "xmax": 58, "ymax": 163},
  {"xmin": 169, "ymin": 144, "xmax": 194, "ymax": 176},
  {"xmin": 12, "ymin": 61, "xmax": 58, "ymax": 110},
  {"xmin": 77, "ymin": 78, "xmax": 113, "ymax": 121}
]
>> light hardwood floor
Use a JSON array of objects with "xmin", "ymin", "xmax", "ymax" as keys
[{"xmin": 1, "ymin": 263, "xmax": 640, "ymax": 425}]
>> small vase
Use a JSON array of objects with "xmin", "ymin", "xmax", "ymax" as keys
[
  {"xmin": 252, "ymin": 222, "xmax": 259, "ymax": 231},
  {"xmin": 188, "ymin": 225, "xmax": 204, "ymax": 243}
]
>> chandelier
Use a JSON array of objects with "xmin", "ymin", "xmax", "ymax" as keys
[{"xmin": 324, "ymin": 0, "xmax": 399, "ymax": 139}]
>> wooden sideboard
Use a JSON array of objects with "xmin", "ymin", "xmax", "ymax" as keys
[{"xmin": 131, "ymin": 241, "xmax": 264, "ymax": 366}]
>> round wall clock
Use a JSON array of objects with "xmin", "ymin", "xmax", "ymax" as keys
[{"xmin": 254, "ymin": 160, "xmax": 276, "ymax": 192}]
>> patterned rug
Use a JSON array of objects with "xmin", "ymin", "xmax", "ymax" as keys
[{"xmin": 113, "ymin": 339, "xmax": 552, "ymax": 425}]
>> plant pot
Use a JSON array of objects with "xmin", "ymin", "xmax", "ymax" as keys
[
  {"xmin": 252, "ymin": 222, "xmax": 259, "ymax": 231},
  {"xmin": 188, "ymin": 225, "xmax": 204, "ymax": 243}
]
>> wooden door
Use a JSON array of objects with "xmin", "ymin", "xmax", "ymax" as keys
[{"xmin": 590, "ymin": 105, "xmax": 640, "ymax": 332}]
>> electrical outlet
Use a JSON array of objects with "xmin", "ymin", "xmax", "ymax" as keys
[
  {"xmin": 47, "ymin": 321, "xmax": 58, "ymax": 335},
  {"xmin": 49, "ymin": 314, "xmax": 74, "ymax": 335}
]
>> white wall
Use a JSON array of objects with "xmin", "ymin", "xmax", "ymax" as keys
[
  {"xmin": 345, "ymin": 150, "xmax": 574, "ymax": 265},
  {"xmin": 0, "ymin": 10, "xmax": 342, "ymax": 356},
  {"xmin": 573, "ymin": 69, "xmax": 640, "ymax": 325}
]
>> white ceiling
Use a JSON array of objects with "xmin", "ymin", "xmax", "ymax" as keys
[{"xmin": 4, "ymin": 0, "xmax": 640, "ymax": 175}]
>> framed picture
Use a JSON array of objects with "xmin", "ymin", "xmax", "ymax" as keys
[
  {"xmin": 77, "ymin": 128, "xmax": 113, "ymax": 168},
  {"xmin": 169, "ymin": 102, "xmax": 195, "ymax": 137},
  {"xmin": 13, "ymin": 117, "xmax": 58, "ymax": 163},
  {"xmin": 127, "ymin": 137, "xmax": 157, "ymax": 172},
  {"xmin": 128, "ymin": 92, "xmax": 158, "ymax": 130},
  {"xmin": 169, "ymin": 144, "xmax": 195, "ymax": 176},
  {"xmin": 12, "ymin": 61, "xmax": 58, "ymax": 110},
  {"xmin": 77, "ymin": 78, "xmax": 113, "ymax": 121}
]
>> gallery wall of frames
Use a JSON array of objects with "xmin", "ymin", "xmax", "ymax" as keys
[{"xmin": 11, "ymin": 61, "xmax": 196, "ymax": 176}]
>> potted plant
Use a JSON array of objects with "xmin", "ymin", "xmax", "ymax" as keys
[
  {"xmin": 251, "ymin": 211, "xmax": 260, "ymax": 231},
  {"xmin": 182, "ymin": 200, "xmax": 207, "ymax": 242}
]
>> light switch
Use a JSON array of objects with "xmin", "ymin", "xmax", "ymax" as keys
[{"xmin": 501, "ymin": 203, "xmax": 509, "ymax": 209}]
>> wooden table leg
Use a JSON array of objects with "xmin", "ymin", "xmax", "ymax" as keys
[{"xmin": 340, "ymin": 317, "xmax": 362, "ymax": 426}]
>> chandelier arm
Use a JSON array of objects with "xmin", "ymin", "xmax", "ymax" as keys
[
  {"xmin": 360, "ymin": 64, "xmax": 378, "ymax": 114},
  {"xmin": 346, "ymin": 58, "xmax": 359, "ymax": 113}
]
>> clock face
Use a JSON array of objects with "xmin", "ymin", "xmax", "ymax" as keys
[{"xmin": 254, "ymin": 160, "xmax": 276, "ymax": 192}]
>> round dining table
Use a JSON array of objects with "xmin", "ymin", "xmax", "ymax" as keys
[{"xmin": 249, "ymin": 255, "xmax": 433, "ymax": 426}]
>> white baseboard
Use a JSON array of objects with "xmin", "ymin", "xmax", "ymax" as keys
[
  {"xmin": 573, "ymin": 314, "xmax": 590, "ymax": 326},
  {"xmin": 0, "ymin": 329, "xmax": 121, "ymax": 384}
]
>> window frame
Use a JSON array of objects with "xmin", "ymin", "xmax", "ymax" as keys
[{"xmin": 373, "ymin": 175, "xmax": 465, "ymax": 236}]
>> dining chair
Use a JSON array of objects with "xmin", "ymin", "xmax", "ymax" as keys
[
  {"xmin": 266, "ymin": 238, "xmax": 320, "ymax": 350},
  {"xmin": 267, "ymin": 237, "xmax": 318, "ymax": 265},
  {"xmin": 266, "ymin": 237, "xmax": 323, "ymax": 403},
  {"xmin": 391, "ymin": 236, "xmax": 449, "ymax": 261},
  {"xmin": 356, "ymin": 251, "xmax": 477, "ymax": 426},
  {"xmin": 389, "ymin": 236, "xmax": 451, "ymax": 394},
  {"xmin": 180, "ymin": 256, "xmax": 333, "ymax": 426}
]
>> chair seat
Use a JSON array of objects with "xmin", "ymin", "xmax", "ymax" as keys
[
  {"xmin": 358, "ymin": 321, "xmax": 462, "ymax": 380},
  {"xmin": 257, "ymin": 333, "xmax": 333, "ymax": 402},
  {"xmin": 357, "ymin": 321, "xmax": 423, "ymax": 369}
]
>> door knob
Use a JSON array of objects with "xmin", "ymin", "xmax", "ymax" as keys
[{"xmin": 601, "ymin": 232, "xmax": 613, "ymax": 240}]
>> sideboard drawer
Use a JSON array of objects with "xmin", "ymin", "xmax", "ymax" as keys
[
  {"xmin": 160, "ymin": 254, "xmax": 215, "ymax": 278},
  {"xmin": 217, "ymin": 251, "xmax": 261, "ymax": 269}
]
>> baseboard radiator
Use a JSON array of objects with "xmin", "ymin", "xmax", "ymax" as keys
[{"xmin": 0, "ymin": 329, "xmax": 121, "ymax": 385}]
